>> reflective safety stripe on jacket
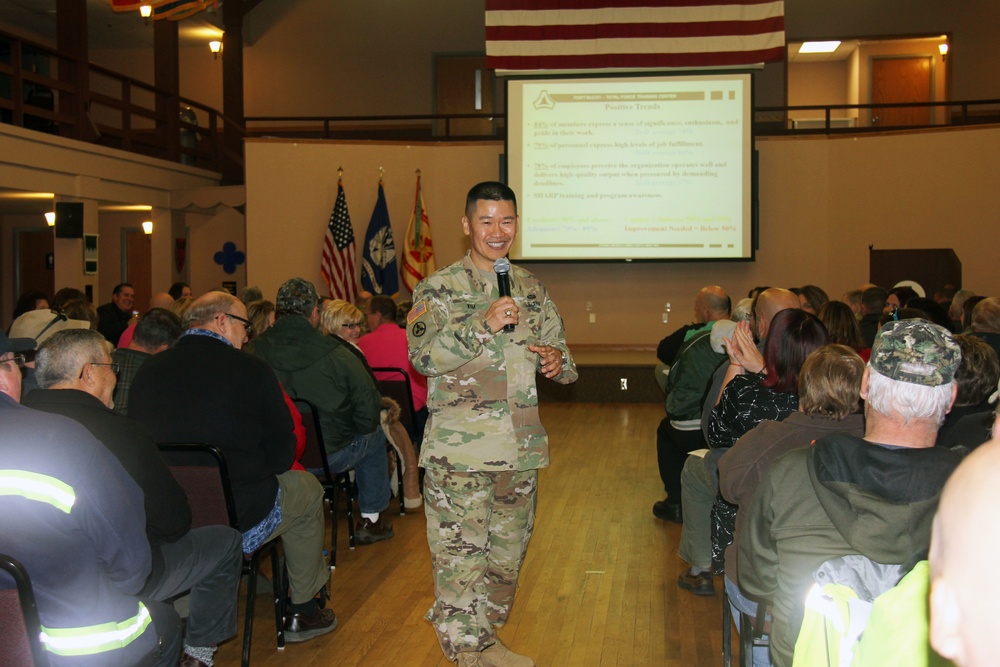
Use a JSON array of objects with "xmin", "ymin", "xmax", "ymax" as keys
[
  {"xmin": 40, "ymin": 602, "xmax": 153, "ymax": 656},
  {"xmin": 0, "ymin": 470, "xmax": 76, "ymax": 512}
]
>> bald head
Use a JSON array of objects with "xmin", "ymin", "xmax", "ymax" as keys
[
  {"xmin": 694, "ymin": 285, "xmax": 730, "ymax": 323},
  {"xmin": 930, "ymin": 437, "xmax": 1000, "ymax": 666},
  {"xmin": 149, "ymin": 292, "xmax": 174, "ymax": 310},
  {"xmin": 754, "ymin": 288, "xmax": 800, "ymax": 340}
]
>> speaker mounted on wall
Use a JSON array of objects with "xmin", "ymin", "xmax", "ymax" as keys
[{"xmin": 54, "ymin": 202, "xmax": 84, "ymax": 239}]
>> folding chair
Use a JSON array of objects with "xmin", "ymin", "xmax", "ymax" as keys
[
  {"xmin": 291, "ymin": 398, "xmax": 357, "ymax": 568},
  {"xmin": 0, "ymin": 553, "xmax": 47, "ymax": 667},
  {"xmin": 158, "ymin": 443, "xmax": 286, "ymax": 667},
  {"xmin": 722, "ymin": 580, "xmax": 770, "ymax": 667},
  {"xmin": 372, "ymin": 366, "xmax": 420, "ymax": 507}
]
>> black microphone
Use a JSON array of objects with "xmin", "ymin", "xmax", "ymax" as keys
[{"xmin": 493, "ymin": 257, "xmax": 515, "ymax": 333}]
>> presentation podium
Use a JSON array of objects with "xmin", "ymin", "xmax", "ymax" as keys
[{"xmin": 869, "ymin": 248, "xmax": 961, "ymax": 295}]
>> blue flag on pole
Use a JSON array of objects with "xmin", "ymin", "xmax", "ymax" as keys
[{"xmin": 361, "ymin": 181, "xmax": 398, "ymax": 296}]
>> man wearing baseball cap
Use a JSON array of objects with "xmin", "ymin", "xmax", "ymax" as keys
[{"xmin": 737, "ymin": 320, "xmax": 965, "ymax": 667}]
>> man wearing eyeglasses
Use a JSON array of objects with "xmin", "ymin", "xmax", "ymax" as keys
[
  {"xmin": 129, "ymin": 291, "xmax": 336, "ymax": 644},
  {"xmin": 0, "ymin": 329, "xmax": 184, "ymax": 666},
  {"xmin": 23, "ymin": 328, "xmax": 244, "ymax": 667}
]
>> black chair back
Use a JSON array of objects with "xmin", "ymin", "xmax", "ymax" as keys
[
  {"xmin": 158, "ymin": 443, "xmax": 240, "ymax": 530},
  {"xmin": 371, "ymin": 366, "xmax": 418, "ymax": 441},
  {"xmin": 0, "ymin": 553, "xmax": 47, "ymax": 667}
]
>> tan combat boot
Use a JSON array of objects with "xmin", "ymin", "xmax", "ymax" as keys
[
  {"xmin": 455, "ymin": 651, "xmax": 484, "ymax": 666},
  {"xmin": 480, "ymin": 637, "xmax": 535, "ymax": 667}
]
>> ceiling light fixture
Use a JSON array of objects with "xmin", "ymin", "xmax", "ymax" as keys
[{"xmin": 799, "ymin": 41, "xmax": 842, "ymax": 54}]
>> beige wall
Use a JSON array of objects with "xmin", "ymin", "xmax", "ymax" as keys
[
  {"xmin": 245, "ymin": 126, "xmax": 1000, "ymax": 348},
  {"xmin": 788, "ymin": 61, "xmax": 852, "ymax": 121}
]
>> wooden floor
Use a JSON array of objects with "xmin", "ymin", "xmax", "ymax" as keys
[{"xmin": 214, "ymin": 403, "xmax": 735, "ymax": 667}]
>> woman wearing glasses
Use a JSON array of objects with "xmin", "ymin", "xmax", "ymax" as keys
[{"xmin": 319, "ymin": 300, "xmax": 367, "ymax": 348}]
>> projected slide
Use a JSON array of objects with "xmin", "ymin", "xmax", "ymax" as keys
[{"xmin": 506, "ymin": 73, "xmax": 753, "ymax": 261}]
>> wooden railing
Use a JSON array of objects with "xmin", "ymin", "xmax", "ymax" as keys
[{"xmin": 2, "ymin": 24, "xmax": 999, "ymax": 185}]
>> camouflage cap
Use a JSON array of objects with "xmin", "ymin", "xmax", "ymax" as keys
[
  {"xmin": 870, "ymin": 319, "xmax": 961, "ymax": 386},
  {"xmin": 276, "ymin": 277, "xmax": 318, "ymax": 317}
]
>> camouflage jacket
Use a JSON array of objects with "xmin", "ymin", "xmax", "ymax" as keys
[{"xmin": 407, "ymin": 253, "xmax": 578, "ymax": 472}]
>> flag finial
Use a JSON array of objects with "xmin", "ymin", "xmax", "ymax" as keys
[{"xmin": 338, "ymin": 166, "xmax": 344, "ymax": 178}]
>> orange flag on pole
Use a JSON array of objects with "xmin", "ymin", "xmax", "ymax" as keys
[{"xmin": 401, "ymin": 171, "xmax": 435, "ymax": 292}]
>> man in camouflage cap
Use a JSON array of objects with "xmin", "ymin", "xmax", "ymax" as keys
[
  {"xmin": 738, "ymin": 319, "xmax": 964, "ymax": 667},
  {"xmin": 407, "ymin": 182, "xmax": 578, "ymax": 667}
]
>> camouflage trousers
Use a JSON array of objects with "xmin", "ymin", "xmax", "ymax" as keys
[{"xmin": 423, "ymin": 468, "xmax": 538, "ymax": 661}]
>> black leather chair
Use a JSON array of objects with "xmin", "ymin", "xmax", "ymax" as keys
[
  {"xmin": 158, "ymin": 443, "xmax": 286, "ymax": 667},
  {"xmin": 0, "ymin": 553, "xmax": 47, "ymax": 667}
]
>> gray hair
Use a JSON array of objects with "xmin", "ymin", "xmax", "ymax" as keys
[
  {"xmin": 866, "ymin": 366, "xmax": 954, "ymax": 426},
  {"xmin": 35, "ymin": 329, "xmax": 107, "ymax": 389},
  {"xmin": 184, "ymin": 292, "xmax": 240, "ymax": 329},
  {"xmin": 732, "ymin": 298, "xmax": 754, "ymax": 323}
]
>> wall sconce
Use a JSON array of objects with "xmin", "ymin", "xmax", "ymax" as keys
[
  {"xmin": 140, "ymin": 4, "xmax": 152, "ymax": 23},
  {"xmin": 939, "ymin": 43, "xmax": 949, "ymax": 61},
  {"xmin": 209, "ymin": 40, "xmax": 223, "ymax": 59},
  {"xmin": 45, "ymin": 211, "xmax": 56, "ymax": 226},
  {"xmin": 142, "ymin": 221, "xmax": 153, "ymax": 235}
]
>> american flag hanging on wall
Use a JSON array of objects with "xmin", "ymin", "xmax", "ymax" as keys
[{"xmin": 485, "ymin": 0, "xmax": 785, "ymax": 71}]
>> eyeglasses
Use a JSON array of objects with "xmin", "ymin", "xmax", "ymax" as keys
[
  {"xmin": 0, "ymin": 354, "xmax": 25, "ymax": 373},
  {"xmin": 341, "ymin": 322, "xmax": 363, "ymax": 329},
  {"xmin": 78, "ymin": 362, "xmax": 119, "ymax": 379},
  {"xmin": 227, "ymin": 313, "xmax": 254, "ymax": 336}
]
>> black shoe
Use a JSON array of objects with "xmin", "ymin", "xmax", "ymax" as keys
[
  {"xmin": 652, "ymin": 500, "xmax": 682, "ymax": 523},
  {"xmin": 677, "ymin": 570, "xmax": 715, "ymax": 596},
  {"xmin": 356, "ymin": 516, "xmax": 394, "ymax": 545},
  {"xmin": 284, "ymin": 608, "xmax": 338, "ymax": 643}
]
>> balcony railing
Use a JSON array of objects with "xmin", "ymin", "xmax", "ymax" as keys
[{"xmin": 2, "ymin": 24, "xmax": 999, "ymax": 186}]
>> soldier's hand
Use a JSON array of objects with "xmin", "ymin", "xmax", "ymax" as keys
[
  {"xmin": 529, "ymin": 344, "xmax": 563, "ymax": 378},
  {"xmin": 486, "ymin": 297, "xmax": 518, "ymax": 333}
]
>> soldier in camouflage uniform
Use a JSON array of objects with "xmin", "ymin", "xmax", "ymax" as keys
[{"xmin": 407, "ymin": 182, "xmax": 578, "ymax": 667}]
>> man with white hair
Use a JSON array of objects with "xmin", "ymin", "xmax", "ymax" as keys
[
  {"xmin": 929, "ymin": 431, "xmax": 1000, "ymax": 666},
  {"xmin": 739, "ymin": 319, "xmax": 963, "ymax": 667}
]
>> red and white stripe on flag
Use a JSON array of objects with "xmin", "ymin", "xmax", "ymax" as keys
[
  {"xmin": 320, "ymin": 180, "xmax": 359, "ymax": 303},
  {"xmin": 485, "ymin": 0, "xmax": 785, "ymax": 71}
]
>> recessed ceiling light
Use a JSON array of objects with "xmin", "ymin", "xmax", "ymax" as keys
[{"xmin": 799, "ymin": 41, "xmax": 842, "ymax": 54}]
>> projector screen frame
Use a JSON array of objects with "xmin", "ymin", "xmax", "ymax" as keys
[{"xmin": 502, "ymin": 69, "xmax": 759, "ymax": 264}]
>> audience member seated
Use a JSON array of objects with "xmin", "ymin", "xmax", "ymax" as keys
[
  {"xmin": 936, "ymin": 334, "xmax": 999, "ymax": 449},
  {"xmin": 97, "ymin": 282, "xmax": 137, "ymax": 346},
  {"xmin": 841, "ymin": 288, "xmax": 863, "ymax": 319},
  {"xmin": 25, "ymin": 329, "xmax": 242, "ymax": 667},
  {"xmin": 319, "ymin": 298, "xmax": 367, "ymax": 350},
  {"xmin": 250, "ymin": 278, "xmax": 394, "ymax": 546},
  {"xmin": 970, "ymin": 296, "xmax": 1000, "ymax": 361},
  {"xmin": 677, "ymin": 309, "xmax": 828, "ymax": 597},
  {"xmin": 112, "ymin": 308, "xmax": 182, "ymax": 415},
  {"xmin": 169, "ymin": 281, "xmax": 193, "ymax": 300},
  {"xmin": 171, "ymin": 295, "xmax": 195, "ymax": 321},
  {"xmin": 700, "ymin": 288, "xmax": 800, "ymax": 444},
  {"xmin": 652, "ymin": 285, "xmax": 730, "ymax": 523},
  {"xmin": 885, "ymin": 285, "xmax": 919, "ymax": 314},
  {"xmin": 739, "ymin": 320, "xmax": 962, "ymax": 667},
  {"xmin": 10, "ymin": 290, "xmax": 49, "ymax": 324},
  {"xmin": 0, "ymin": 329, "xmax": 182, "ymax": 666},
  {"xmin": 718, "ymin": 344, "xmax": 865, "ymax": 653},
  {"xmin": 817, "ymin": 300, "xmax": 868, "ymax": 361},
  {"xmin": 962, "ymin": 295, "xmax": 986, "ymax": 334},
  {"xmin": 9, "ymin": 308, "xmax": 92, "ymax": 396},
  {"xmin": 61, "ymin": 298, "xmax": 100, "ymax": 331},
  {"xmin": 796, "ymin": 284, "xmax": 828, "ymax": 315},
  {"xmin": 858, "ymin": 286, "xmax": 888, "ymax": 347},
  {"xmin": 359, "ymin": 294, "xmax": 429, "ymax": 440},
  {"xmin": 118, "ymin": 292, "xmax": 174, "ymax": 348},
  {"xmin": 930, "ymin": 434, "xmax": 1000, "ymax": 667},
  {"xmin": 948, "ymin": 289, "xmax": 975, "ymax": 331},
  {"xmin": 246, "ymin": 299, "xmax": 276, "ymax": 337},
  {"xmin": 50, "ymin": 286, "xmax": 86, "ymax": 311},
  {"xmin": 129, "ymin": 291, "xmax": 336, "ymax": 643},
  {"xmin": 907, "ymin": 296, "xmax": 956, "ymax": 332}
]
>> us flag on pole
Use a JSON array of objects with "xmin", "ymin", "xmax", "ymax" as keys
[
  {"xmin": 485, "ymin": 0, "xmax": 785, "ymax": 71},
  {"xmin": 320, "ymin": 180, "xmax": 358, "ymax": 302}
]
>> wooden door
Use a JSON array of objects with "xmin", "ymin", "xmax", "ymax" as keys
[
  {"xmin": 434, "ymin": 55, "xmax": 495, "ymax": 137},
  {"xmin": 871, "ymin": 57, "xmax": 932, "ymax": 127},
  {"xmin": 125, "ymin": 229, "xmax": 151, "ymax": 313},
  {"xmin": 17, "ymin": 229, "xmax": 55, "ymax": 302}
]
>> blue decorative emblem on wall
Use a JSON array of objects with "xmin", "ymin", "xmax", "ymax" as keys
[{"xmin": 214, "ymin": 242, "xmax": 246, "ymax": 275}]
